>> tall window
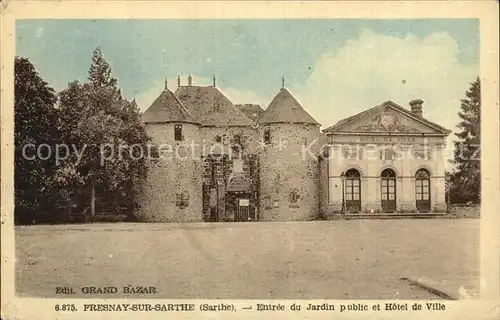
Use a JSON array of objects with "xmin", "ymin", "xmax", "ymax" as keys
[
  {"xmin": 345, "ymin": 169, "xmax": 361, "ymax": 212},
  {"xmin": 381, "ymin": 168, "xmax": 397, "ymax": 212},
  {"xmin": 174, "ymin": 124, "xmax": 183, "ymax": 141},
  {"xmin": 415, "ymin": 169, "xmax": 431, "ymax": 212}
]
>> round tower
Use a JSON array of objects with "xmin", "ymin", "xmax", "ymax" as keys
[
  {"xmin": 258, "ymin": 87, "xmax": 321, "ymax": 221},
  {"xmin": 137, "ymin": 81, "xmax": 202, "ymax": 222}
]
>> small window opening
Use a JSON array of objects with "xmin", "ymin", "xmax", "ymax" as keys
[
  {"xmin": 264, "ymin": 129, "xmax": 271, "ymax": 144},
  {"xmin": 174, "ymin": 124, "xmax": 183, "ymax": 141}
]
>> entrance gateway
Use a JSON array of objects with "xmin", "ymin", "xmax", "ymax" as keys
[
  {"xmin": 228, "ymin": 191, "xmax": 255, "ymax": 222},
  {"xmin": 236, "ymin": 198, "xmax": 250, "ymax": 221}
]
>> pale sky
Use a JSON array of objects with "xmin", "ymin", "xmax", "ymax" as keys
[{"xmin": 16, "ymin": 19, "xmax": 479, "ymax": 166}]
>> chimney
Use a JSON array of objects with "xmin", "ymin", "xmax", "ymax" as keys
[
  {"xmin": 177, "ymin": 75, "xmax": 180, "ymax": 88},
  {"xmin": 164, "ymin": 78, "xmax": 168, "ymax": 90},
  {"xmin": 188, "ymin": 74, "xmax": 192, "ymax": 86},
  {"xmin": 409, "ymin": 99, "xmax": 423, "ymax": 118}
]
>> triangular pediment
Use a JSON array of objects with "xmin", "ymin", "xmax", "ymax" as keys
[{"xmin": 323, "ymin": 101, "xmax": 450, "ymax": 135}]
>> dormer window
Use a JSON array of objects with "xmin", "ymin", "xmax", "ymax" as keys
[{"xmin": 174, "ymin": 124, "xmax": 183, "ymax": 141}]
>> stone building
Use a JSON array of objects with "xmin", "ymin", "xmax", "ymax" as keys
[
  {"xmin": 139, "ymin": 76, "xmax": 451, "ymax": 222},
  {"xmin": 320, "ymin": 99, "xmax": 451, "ymax": 215},
  {"xmin": 137, "ymin": 82, "xmax": 202, "ymax": 222},
  {"xmin": 258, "ymin": 88, "xmax": 322, "ymax": 221}
]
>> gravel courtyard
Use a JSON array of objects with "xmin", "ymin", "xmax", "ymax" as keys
[{"xmin": 15, "ymin": 219, "xmax": 479, "ymax": 299}]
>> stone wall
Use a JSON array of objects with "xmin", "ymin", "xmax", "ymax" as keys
[
  {"xmin": 200, "ymin": 126, "xmax": 259, "ymax": 156},
  {"xmin": 318, "ymin": 152, "xmax": 329, "ymax": 219},
  {"xmin": 136, "ymin": 122, "xmax": 203, "ymax": 222},
  {"xmin": 258, "ymin": 123, "xmax": 322, "ymax": 221},
  {"xmin": 450, "ymin": 204, "xmax": 480, "ymax": 217},
  {"xmin": 138, "ymin": 120, "xmax": 330, "ymax": 222}
]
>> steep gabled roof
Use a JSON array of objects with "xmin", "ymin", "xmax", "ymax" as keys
[
  {"xmin": 142, "ymin": 89, "xmax": 199, "ymax": 124},
  {"xmin": 235, "ymin": 104, "xmax": 264, "ymax": 123},
  {"xmin": 175, "ymin": 86, "xmax": 253, "ymax": 127},
  {"xmin": 259, "ymin": 88, "xmax": 320, "ymax": 125},
  {"xmin": 322, "ymin": 100, "xmax": 451, "ymax": 135}
]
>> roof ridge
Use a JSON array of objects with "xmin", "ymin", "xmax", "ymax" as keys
[
  {"xmin": 170, "ymin": 89, "xmax": 196, "ymax": 120},
  {"xmin": 175, "ymin": 85, "xmax": 253, "ymax": 126}
]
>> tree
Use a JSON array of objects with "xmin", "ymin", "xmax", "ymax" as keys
[
  {"xmin": 451, "ymin": 77, "xmax": 481, "ymax": 203},
  {"xmin": 58, "ymin": 47, "xmax": 150, "ymax": 219},
  {"xmin": 88, "ymin": 47, "xmax": 118, "ymax": 88},
  {"xmin": 14, "ymin": 57, "xmax": 60, "ymax": 224}
]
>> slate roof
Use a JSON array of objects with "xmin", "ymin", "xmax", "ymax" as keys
[
  {"xmin": 175, "ymin": 86, "xmax": 253, "ymax": 127},
  {"xmin": 322, "ymin": 100, "xmax": 451, "ymax": 134},
  {"xmin": 235, "ymin": 104, "xmax": 264, "ymax": 123},
  {"xmin": 258, "ymin": 88, "xmax": 320, "ymax": 125},
  {"xmin": 142, "ymin": 89, "xmax": 199, "ymax": 124}
]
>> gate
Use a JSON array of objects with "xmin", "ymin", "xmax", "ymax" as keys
[
  {"xmin": 235, "ymin": 198, "xmax": 250, "ymax": 222},
  {"xmin": 381, "ymin": 169, "xmax": 396, "ymax": 213}
]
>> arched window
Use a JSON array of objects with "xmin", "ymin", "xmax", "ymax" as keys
[
  {"xmin": 415, "ymin": 169, "xmax": 431, "ymax": 212},
  {"xmin": 416, "ymin": 168, "xmax": 430, "ymax": 179},
  {"xmin": 345, "ymin": 169, "xmax": 361, "ymax": 212},
  {"xmin": 381, "ymin": 168, "xmax": 396, "ymax": 212},
  {"xmin": 381, "ymin": 168, "xmax": 396, "ymax": 178}
]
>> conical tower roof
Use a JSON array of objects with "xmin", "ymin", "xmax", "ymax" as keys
[
  {"xmin": 142, "ymin": 89, "xmax": 199, "ymax": 125},
  {"xmin": 259, "ymin": 88, "xmax": 319, "ymax": 125}
]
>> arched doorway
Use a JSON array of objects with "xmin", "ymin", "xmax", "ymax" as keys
[
  {"xmin": 415, "ymin": 169, "xmax": 431, "ymax": 212},
  {"xmin": 381, "ymin": 168, "xmax": 396, "ymax": 212},
  {"xmin": 345, "ymin": 169, "xmax": 361, "ymax": 212}
]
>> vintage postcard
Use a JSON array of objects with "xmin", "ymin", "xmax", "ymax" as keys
[{"xmin": 1, "ymin": 1, "xmax": 499, "ymax": 319}]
